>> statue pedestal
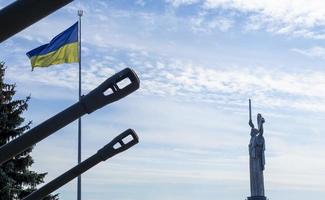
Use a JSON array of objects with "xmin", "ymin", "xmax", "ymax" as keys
[{"xmin": 247, "ymin": 196, "xmax": 267, "ymax": 200}]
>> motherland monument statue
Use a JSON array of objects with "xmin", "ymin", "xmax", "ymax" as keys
[{"xmin": 247, "ymin": 99, "xmax": 267, "ymax": 200}]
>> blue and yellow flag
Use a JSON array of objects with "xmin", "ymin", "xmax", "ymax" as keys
[{"xmin": 26, "ymin": 22, "xmax": 79, "ymax": 70}]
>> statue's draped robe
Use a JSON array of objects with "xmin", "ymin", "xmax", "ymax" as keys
[{"xmin": 249, "ymin": 128, "xmax": 265, "ymax": 196}]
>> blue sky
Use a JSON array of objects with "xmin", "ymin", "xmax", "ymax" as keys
[{"xmin": 1, "ymin": 0, "xmax": 325, "ymax": 199}]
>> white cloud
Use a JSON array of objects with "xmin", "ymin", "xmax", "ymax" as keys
[{"xmin": 204, "ymin": 0, "xmax": 325, "ymax": 26}]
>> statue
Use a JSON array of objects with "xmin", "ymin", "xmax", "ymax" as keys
[{"xmin": 247, "ymin": 99, "xmax": 267, "ymax": 200}]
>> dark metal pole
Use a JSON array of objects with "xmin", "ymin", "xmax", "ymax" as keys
[
  {"xmin": 0, "ymin": 0, "xmax": 73, "ymax": 43},
  {"xmin": 23, "ymin": 129, "xmax": 139, "ymax": 200},
  {"xmin": 0, "ymin": 68, "xmax": 140, "ymax": 165},
  {"xmin": 77, "ymin": 9, "xmax": 83, "ymax": 200}
]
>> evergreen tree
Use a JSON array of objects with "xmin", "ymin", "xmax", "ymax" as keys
[{"xmin": 0, "ymin": 62, "xmax": 58, "ymax": 200}]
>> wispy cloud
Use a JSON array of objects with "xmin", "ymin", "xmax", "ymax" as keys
[
  {"xmin": 292, "ymin": 46, "xmax": 325, "ymax": 58},
  {"xmin": 166, "ymin": 0, "xmax": 201, "ymax": 7},
  {"xmin": 5, "ymin": 45, "xmax": 325, "ymax": 112},
  {"xmin": 167, "ymin": 0, "xmax": 325, "ymax": 39},
  {"xmin": 190, "ymin": 13, "xmax": 234, "ymax": 33}
]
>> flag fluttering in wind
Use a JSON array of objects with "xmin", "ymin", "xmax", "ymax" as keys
[{"xmin": 26, "ymin": 22, "xmax": 78, "ymax": 70}]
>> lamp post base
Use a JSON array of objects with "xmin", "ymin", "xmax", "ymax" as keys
[{"xmin": 247, "ymin": 196, "xmax": 267, "ymax": 200}]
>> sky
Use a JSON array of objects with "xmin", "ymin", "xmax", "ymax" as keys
[{"xmin": 1, "ymin": 0, "xmax": 325, "ymax": 199}]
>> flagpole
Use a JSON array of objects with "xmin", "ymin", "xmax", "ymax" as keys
[{"xmin": 77, "ymin": 9, "xmax": 83, "ymax": 200}]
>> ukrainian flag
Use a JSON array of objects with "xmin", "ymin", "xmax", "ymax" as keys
[{"xmin": 26, "ymin": 22, "xmax": 79, "ymax": 70}]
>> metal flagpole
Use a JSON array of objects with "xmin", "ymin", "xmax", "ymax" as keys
[{"xmin": 77, "ymin": 9, "xmax": 83, "ymax": 200}]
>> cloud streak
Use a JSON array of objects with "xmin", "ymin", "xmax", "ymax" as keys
[{"xmin": 292, "ymin": 46, "xmax": 325, "ymax": 58}]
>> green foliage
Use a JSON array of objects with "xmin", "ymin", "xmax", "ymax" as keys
[{"xmin": 0, "ymin": 62, "xmax": 58, "ymax": 200}]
